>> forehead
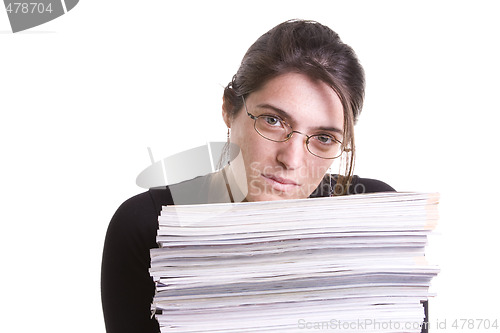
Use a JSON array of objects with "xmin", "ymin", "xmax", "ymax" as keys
[{"xmin": 247, "ymin": 72, "xmax": 344, "ymax": 130}]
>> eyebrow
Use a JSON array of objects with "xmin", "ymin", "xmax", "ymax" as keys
[{"xmin": 255, "ymin": 103, "xmax": 344, "ymax": 135}]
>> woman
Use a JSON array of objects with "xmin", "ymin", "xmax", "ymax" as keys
[{"xmin": 101, "ymin": 19, "xmax": 394, "ymax": 333}]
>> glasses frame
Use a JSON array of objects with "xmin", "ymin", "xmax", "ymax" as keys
[{"xmin": 241, "ymin": 96, "xmax": 345, "ymax": 160}]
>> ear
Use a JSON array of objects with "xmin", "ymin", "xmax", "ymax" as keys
[{"xmin": 222, "ymin": 95, "xmax": 232, "ymax": 128}]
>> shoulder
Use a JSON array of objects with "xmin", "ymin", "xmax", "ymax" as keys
[
  {"xmin": 113, "ymin": 190, "xmax": 162, "ymax": 221},
  {"xmin": 110, "ymin": 172, "xmax": 215, "ymax": 229},
  {"xmin": 348, "ymin": 175, "xmax": 395, "ymax": 194},
  {"xmin": 310, "ymin": 174, "xmax": 395, "ymax": 198},
  {"xmin": 108, "ymin": 173, "xmax": 214, "ymax": 235},
  {"xmin": 106, "ymin": 191, "xmax": 157, "ymax": 238},
  {"xmin": 106, "ymin": 188, "xmax": 173, "ymax": 243}
]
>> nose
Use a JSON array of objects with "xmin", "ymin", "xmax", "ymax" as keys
[{"xmin": 275, "ymin": 132, "xmax": 308, "ymax": 170}]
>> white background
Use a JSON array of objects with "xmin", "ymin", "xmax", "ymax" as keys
[{"xmin": 1, "ymin": 0, "xmax": 499, "ymax": 332}]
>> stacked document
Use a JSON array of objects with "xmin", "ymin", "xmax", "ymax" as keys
[{"xmin": 150, "ymin": 192, "xmax": 439, "ymax": 332}]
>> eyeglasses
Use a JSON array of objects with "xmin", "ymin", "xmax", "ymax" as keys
[{"xmin": 241, "ymin": 96, "xmax": 345, "ymax": 159}]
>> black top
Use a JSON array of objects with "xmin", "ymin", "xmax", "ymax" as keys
[{"xmin": 101, "ymin": 174, "xmax": 395, "ymax": 333}]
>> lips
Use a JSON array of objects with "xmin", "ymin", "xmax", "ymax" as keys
[{"xmin": 262, "ymin": 174, "xmax": 299, "ymax": 186}]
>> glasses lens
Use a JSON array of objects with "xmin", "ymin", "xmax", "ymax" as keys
[
  {"xmin": 252, "ymin": 113, "xmax": 344, "ymax": 159},
  {"xmin": 254, "ymin": 116, "xmax": 289, "ymax": 141},
  {"xmin": 307, "ymin": 135, "xmax": 343, "ymax": 159}
]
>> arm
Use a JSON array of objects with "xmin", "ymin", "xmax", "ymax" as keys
[{"xmin": 101, "ymin": 192, "xmax": 160, "ymax": 333}]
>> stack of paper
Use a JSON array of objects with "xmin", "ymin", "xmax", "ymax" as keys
[{"xmin": 150, "ymin": 192, "xmax": 439, "ymax": 332}]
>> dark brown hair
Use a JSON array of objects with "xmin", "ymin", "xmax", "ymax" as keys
[{"xmin": 223, "ymin": 19, "xmax": 365, "ymax": 195}]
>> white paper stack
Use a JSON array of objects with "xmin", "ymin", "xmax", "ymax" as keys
[{"xmin": 150, "ymin": 192, "xmax": 439, "ymax": 332}]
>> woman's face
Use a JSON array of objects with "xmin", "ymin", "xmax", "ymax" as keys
[{"xmin": 223, "ymin": 72, "xmax": 344, "ymax": 202}]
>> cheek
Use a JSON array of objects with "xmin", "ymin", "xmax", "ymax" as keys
[
  {"xmin": 242, "ymin": 141, "xmax": 273, "ymax": 177},
  {"xmin": 304, "ymin": 160, "xmax": 331, "ymax": 182},
  {"xmin": 296, "ymin": 162, "xmax": 330, "ymax": 197},
  {"xmin": 235, "ymin": 130, "xmax": 272, "ymax": 163}
]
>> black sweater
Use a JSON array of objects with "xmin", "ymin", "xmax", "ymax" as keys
[{"xmin": 101, "ymin": 175, "xmax": 395, "ymax": 333}]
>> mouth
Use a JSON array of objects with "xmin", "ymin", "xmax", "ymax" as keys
[{"xmin": 262, "ymin": 174, "xmax": 299, "ymax": 191}]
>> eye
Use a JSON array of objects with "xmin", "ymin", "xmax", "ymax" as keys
[
  {"xmin": 261, "ymin": 115, "xmax": 283, "ymax": 127},
  {"xmin": 313, "ymin": 134, "xmax": 337, "ymax": 145}
]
